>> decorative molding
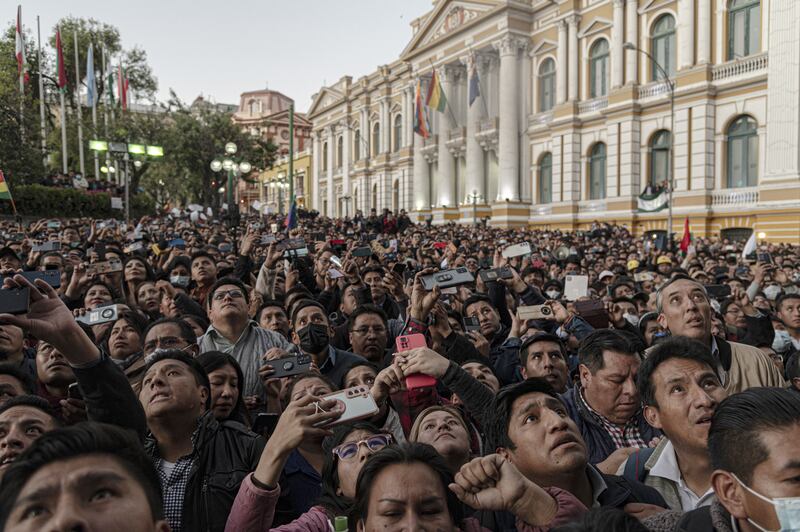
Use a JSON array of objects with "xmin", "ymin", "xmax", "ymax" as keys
[
  {"xmin": 493, "ymin": 35, "xmax": 529, "ymax": 57},
  {"xmin": 578, "ymin": 17, "xmax": 612, "ymax": 39}
]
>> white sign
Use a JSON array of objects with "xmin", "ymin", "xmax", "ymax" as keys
[
  {"xmin": 111, "ymin": 197, "xmax": 123, "ymax": 210},
  {"xmin": 564, "ymin": 275, "xmax": 589, "ymax": 301},
  {"xmin": 251, "ymin": 200, "xmax": 262, "ymax": 212},
  {"xmin": 188, "ymin": 204, "xmax": 203, "ymax": 212}
]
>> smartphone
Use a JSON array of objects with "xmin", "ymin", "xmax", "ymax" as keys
[
  {"xmin": 31, "ymin": 241, "xmax": 61, "ymax": 253},
  {"xmin": 353, "ymin": 285, "xmax": 374, "ymax": 306},
  {"xmin": 757, "ymin": 252, "xmax": 773, "ymax": 265},
  {"xmin": 433, "ymin": 242, "xmax": 448, "ymax": 250},
  {"xmin": 396, "ymin": 334, "xmax": 436, "ymax": 390},
  {"xmin": 574, "ymin": 300, "xmax": 609, "ymax": 329},
  {"xmin": 0, "ymin": 288, "xmax": 29, "ymax": 314},
  {"xmin": 1, "ymin": 270, "xmax": 61, "ymax": 288},
  {"xmin": 518, "ymin": 305, "xmax": 555, "ymax": 320},
  {"xmin": 420, "ymin": 268, "xmax": 475, "ymax": 290},
  {"xmin": 252, "ymin": 413, "xmax": 279, "ymax": 436},
  {"xmin": 219, "ymin": 243, "xmax": 233, "ymax": 253},
  {"xmin": 46, "ymin": 221, "xmax": 61, "ymax": 229},
  {"xmin": 168, "ymin": 238, "xmax": 186, "ymax": 250},
  {"xmin": 463, "ymin": 316, "xmax": 481, "ymax": 332},
  {"xmin": 392, "ymin": 262, "xmax": 407, "ymax": 276},
  {"xmin": 75, "ymin": 304, "xmax": 119, "ymax": 325},
  {"xmin": 123, "ymin": 242, "xmax": 144, "ymax": 254},
  {"xmin": 352, "ymin": 247, "xmax": 372, "ymax": 257},
  {"xmin": 706, "ymin": 284, "xmax": 732, "ymax": 299},
  {"xmin": 327, "ymin": 269, "xmax": 344, "ymax": 279},
  {"xmin": 317, "ymin": 385, "xmax": 379, "ymax": 427},
  {"xmin": 266, "ymin": 353, "xmax": 312, "ymax": 379},
  {"xmin": 479, "ymin": 267, "xmax": 513, "ymax": 283},
  {"xmin": 67, "ymin": 382, "xmax": 82, "ymax": 400},
  {"xmin": 261, "ymin": 234, "xmax": 277, "ymax": 245},
  {"xmin": 502, "ymin": 242, "xmax": 532, "ymax": 259},
  {"xmin": 87, "ymin": 259, "xmax": 123, "ymax": 276},
  {"xmin": 564, "ymin": 275, "xmax": 589, "ymax": 301}
]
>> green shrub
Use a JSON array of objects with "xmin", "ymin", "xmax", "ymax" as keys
[{"xmin": 0, "ymin": 185, "xmax": 153, "ymax": 219}]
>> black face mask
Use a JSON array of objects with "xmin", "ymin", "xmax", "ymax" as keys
[{"xmin": 297, "ymin": 323, "xmax": 330, "ymax": 354}]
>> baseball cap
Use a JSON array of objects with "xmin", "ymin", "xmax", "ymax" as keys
[
  {"xmin": 627, "ymin": 259, "xmax": 640, "ymax": 271},
  {"xmin": 656, "ymin": 256, "xmax": 672, "ymax": 265},
  {"xmin": 599, "ymin": 270, "xmax": 615, "ymax": 280}
]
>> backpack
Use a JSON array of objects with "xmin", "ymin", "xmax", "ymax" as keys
[{"xmin": 622, "ymin": 447, "xmax": 656, "ymax": 483}]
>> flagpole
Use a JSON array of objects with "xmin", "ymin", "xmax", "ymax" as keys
[
  {"xmin": 101, "ymin": 45, "xmax": 109, "ymax": 139},
  {"xmin": 36, "ymin": 16, "xmax": 47, "ymax": 168},
  {"xmin": 17, "ymin": 6, "xmax": 24, "ymax": 142},
  {"xmin": 427, "ymin": 59, "xmax": 459, "ymax": 129},
  {"xmin": 57, "ymin": 27, "xmax": 68, "ymax": 174},
  {"xmin": 88, "ymin": 43, "xmax": 99, "ymax": 179},
  {"xmin": 73, "ymin": 30, "xmax": 85, "ymax": 176},
  {"xmin": 288, "ymin": 102, "xmax": 294, "ymax": 224}
]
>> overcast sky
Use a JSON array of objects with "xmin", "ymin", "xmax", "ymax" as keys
[{"xmin": 11, "ymin": 0, "xmax": 433, "ymax": 112}]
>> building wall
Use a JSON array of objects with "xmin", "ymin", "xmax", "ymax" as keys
[{"xmin": 308, "ymin": 0, "xmax": 800, "ymax": 242}]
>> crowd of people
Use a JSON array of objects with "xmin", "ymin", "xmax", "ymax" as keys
[
  {"xmin": 0, "ymin": 208, "xmax": 797, "ymax": 532},
  {"xmin": 37, "ymin": 171, "xmax": 125, "ymax": 194}
]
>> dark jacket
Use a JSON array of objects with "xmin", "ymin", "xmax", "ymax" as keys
[
  {"xmin": 144, "ymin": 413, "xmax": 265, "ymax": 532},
  {"xmin": 560, "ymin": 386, "xmax": 661, "ymax": 465},
  {"xmin": 644, "ymin": 500, "xmax": 733, "ymax": 532},
  {"xmin": 321, "ymin": 346, "xmax": 368, "ymax": 389}
]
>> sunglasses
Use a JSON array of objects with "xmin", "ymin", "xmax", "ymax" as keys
[
  {"xmin": 212, "ymin": 289, "xmax": 244, "ymax": 301},
  {"xmin": 331, "ymin": 434, "xmax": 392, "ymax": 461}
]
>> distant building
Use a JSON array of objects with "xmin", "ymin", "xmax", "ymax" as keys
[
  {"xmin": 189, "ymin": 95, "xmax": 238, "ymax": 114},
  {"xmin": 231, "ymin": 89, "xmax": 312, "ymax": 155}
]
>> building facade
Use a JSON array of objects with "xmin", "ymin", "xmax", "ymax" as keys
[
  {"xmin": 308, "ymin": 0, "xmax": 800, "ymax": 243},
  {"xmin": 259, "ymin": 149, "xmax": 313, "ymax": 213}
]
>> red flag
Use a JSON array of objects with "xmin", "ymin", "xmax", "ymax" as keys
[
  {"xmin": 15, "ymin": 5, "xmax": 29, "ymax": 83},
  {"xmin": 679, "ymin": 217, "xmax": 691, "ymax": 252},
  {"xmin": 118, "ymin": 65, "xmax": 128, "ymax": 110},
  {"xmin": 55, "ymin": 28, "xmax": 67, "ymax": 90}
]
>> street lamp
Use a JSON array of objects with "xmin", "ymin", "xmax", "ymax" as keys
[
  {"xmin": 342, "ymin": 194, "xmax": 352, "ymax": 218},
  {"xmin": 466, "ymin": 190, "xmax": 483, "ymax": 225},
  {"xmin": 624, "ymin": 42, "xmax": 675, "ymax": 248},
  {"xmin": 210, "ymin": 142, "xmax": 251, "ymax": 217}
]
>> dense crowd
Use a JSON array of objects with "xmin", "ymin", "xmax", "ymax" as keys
[{"xmin": 0, "ymin": 209, "xmax": 797, "ymax": 532}]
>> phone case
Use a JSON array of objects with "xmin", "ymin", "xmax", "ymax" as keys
[
  {"xmin": 395, "ymin": 334, "xmax": 436, "ymax": 389},
  {"xmin": 320, "ymin": 385, "xmax": 379, "ymax": 426},
  {"xmin": 268, "ymin": 354, "xmax": 312, "ymax": 379},
  {"xmin": 502, "ymin": 243, "xmax": 532, "ymax": 258},
  {"xmin": 420, "ymin": 267, "xmax": 474, "ymax": 290},
  {"xmin": 0, "ymin": 288, "xmax": 29, "ymax": 315},
  {"xmin": 518, "ymin": 305, "xmax": 554, "ymax": 320},
  {"xmin": 479, "ymin": 267, "xmax": 513, "ymax": 283}
]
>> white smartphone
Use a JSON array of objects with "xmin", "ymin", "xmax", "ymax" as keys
[
  {"xmin": 317, "ymin": 385, "xmax": 379, "ymax": 427},
  {"xmin": 502, "ymin": 242, "xmax": 532, "ymax": 259},
  {"xmin": 564, "ymin": 275, "xmax": 589, "ymax": 301},
  {"xmin": 328, "ymin": 269, "xmax": 344, "ymax": 279}
]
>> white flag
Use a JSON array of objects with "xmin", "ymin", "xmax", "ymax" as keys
[{"xmin": 742, "ymin": 231, "xmax": 757, "ymax": 259}]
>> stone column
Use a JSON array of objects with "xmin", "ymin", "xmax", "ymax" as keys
[
  {"xmin": 403, "ymin": 86, "xmax": 413, "ymax": 148},
  {"xmin": 567, "ymin": 16, "xmax": 580, "ymax": 101},
  {"xmin": 326, "ymin": 126, "xmax": 334, "ymax": 216},
  {"xmin": 413, "ymin": 126, "xmax": 429, "ymax": 211},
  {"xmin": 697, "ymin": 0, "xmax": 711, "ymax": 64},
  {"xmin": 342, "ymin": 121, "xmax": 351, "ymax": 197},
  {"xmin": 359, "ymin": 107, "xmax": 368, "ymax": 160},
  {"xmin": 464, "ymin": 55, "xmax": 486, "ymax": 201},
  {"xmin": 436, "ymin": 66, "xmax": 457, "ymax": 206},
  {"xmin": 381, "ymin": 99, "xmax": 391, "ymax": 154},
  {"xmin": 495, "ymin": 36, "xmax": 524, "ymax": 201},
  {"xmin": 678, "ymin": 0, "xmax": 695, "ymax": 69},
  {"xmin": 625, "ymin": 0, "xmax": 639, "ymax": 84},
  {"xmin": 557, "ymin": 20, "xmax": 568, "ymax": 104},
  {"xmin": 311, "ymin": 131, "xmax": 320, "ymax": 210},
  {"xmin": 612, "ymin": 0, "xmax": 625, "ymax": 89}
]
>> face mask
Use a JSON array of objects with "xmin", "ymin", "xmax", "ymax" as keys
[
  {"xmin": 733, "ymin": 474, "xmax": 800, "ymax": 532},
  {"xmin": 773, "ymin": 330, "xmax": 793, "ymax": 354},
  {"xmin": 546, "ymin": 290, "xmax": 561, "ymax": 300},
  {"xmin": 297, "ymin": 323, "xmax": 330, "ymax": 354},
  {"xmin": 170, "ymin": 275, "xmax": 190, "ymax": 287},
  {"xmin": 764, "ymin": 285, "xmax": 782, "ymax": 301},
  {"xmin": 624, "ymin": 313, "xmax": 639, "ymax": 327}
]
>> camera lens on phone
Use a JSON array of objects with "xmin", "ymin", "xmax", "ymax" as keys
[
  {"xmin": 282, "ymin": 361, "xmax": 294, "ymax": 371},
  {"xmin": 101, "ymin": 309, "xmax": 113, "ymax": 318}
]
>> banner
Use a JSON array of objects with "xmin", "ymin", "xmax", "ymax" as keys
[{"xmin": 637, "ymin": 189, "xmax": 668, "ymax": 212}]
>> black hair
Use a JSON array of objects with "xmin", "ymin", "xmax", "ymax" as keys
[
  {"xmin": 519, "ymin": 333, "xmax": 566, "ymax": 366},
  {"xmin": 578, "ymin": 329, "xmax": 641, "ymax": 374},
  {"xmin": 256, "ymin": 299, "xmax": 287, "ymax": 321},
  {"xmin": 347, "ymin": 304, "xmax": 388, "ymax": 331},
  {"xmin": 551, "ymin": 507, "xmax": 650, "ymax": 532},
  {"xmin": 361, "ymin": 265, "xmax": 386, "ymax": 278},
  {"xmin": 637, "ymin": 337, "xmax": 719, "ymax": 407},
  {"xmin": 785, "ymin": 351, "xmax": 800, "ymax": 381},
  {"xmin": 282, "ymin": 373, "xmax": 338, "ymax": 410},
  {"xmin": 143, "ymin": 317, "xmax": 198, "ymax": 347},
  {"xmin": 82, "ymin": 279, "xmax": 121, "ymax": 305},
  {"xmin": 0, "ymin": 363, "xmax": 35, "ymax": 395},
  {"xmin": 316, "ymin": 421, "xmax": 385, "ymax": 517},
  {"xmin": 637, "ymin": 312, "xmax": 659, "ymax": 337},
  {"xmin": 182, "ymin": 314, "xmax": 210, "ymax": 335},
  {"xmin": 122, "ymin": 256, "xmax": 155, "ymax": 283},
  {"xmin": 144, "ymin": 350, "xmax": 211, "ymax": 409},
  {"xmin": 342, "ymin": 361, "xmax": 381, "ymax": 386},
  {"xmin": 0, "ymin": 422, "xmax": 164, "ymax": 529},
  {"xmin": 353, "ymin": 442, "xmax": 463, "ymax": 525},
  {"xmin": 0, "ymin": 395, "xmax": 61, "ymax": 425},
  {"xmin": 190, "ymin": 250, "xmax": 216, "ymax": 265},
  {"xmin": 196, "ymin": 351, "xmax": 249, "ymax": 426},
  {"xmin": 708, "ymin": 387, "xmax": 800, "ymax": 484},
  {"xmin": 165, "ymin": 255, "xmax": 191, "ymax": 275},
  {"xmin": 777, "ymin": 293, "xmax": 800, "ymax": 313},
  {"xmin": 290, "ymin": 299, "xmax": 328, "ymax": 325},
  {"xmin": 487, "ymin": 378, "xmax": 561, "ymax": 452},
  {"xmin": 207, "ymin": 277, "xmax": 250, "ymax": 308},
  {"xmin": 462, "ymin": 293, "xmax": 493, "ymax": 318}
]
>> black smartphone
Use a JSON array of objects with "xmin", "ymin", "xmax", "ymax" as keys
[
  {"xmin": 757, "ymin": 252, "xmax": 773, "ymax": 265},
  {"xmin": 0, "ymin": 288, "xmax": 29, "ymax": 314},
  {"xmin": 2, "ymin": 270, "xmax": 61, "ymax": 289},
  {"xmin": 706, "ymin": 284, "xmax": 732, "ymax": 299},
  {"xmin": 392, "ymin": 262, "xmax": 407, "ymax": 276},
  {"xmin": 354, "ymin": 285, "xmax": 374, "ymax": 306},
  {"xmin": 267, "ymin": 354, "xmax": 312, "ymax": 379},
  {"xmin": 463, "ymin": 316, "xmax": 481, "ymax": 332},
  {"xmin": 352, "ymin": 247, "xmax": 372, "ymax": 257},
  {"xmin": 68, "ymin": 382, "xmax": 82, "ymax": 400},
  {"xmin": 252, "ymin": 413, "xmax": 280, "ymax": 436}
]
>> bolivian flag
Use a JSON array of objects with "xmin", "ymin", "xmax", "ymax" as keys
[
  {"xmin": 0, "ymin": 171, "xmax": 12, "ymax": 201},
  {"xmin": 413, "ymin": 80, "xmax": 430, "ymax": 139},
  {"xmin": 426, "ymin": 69, "xmax": 447, "ymax": 113}
]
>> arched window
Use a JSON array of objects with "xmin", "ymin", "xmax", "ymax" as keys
[
  {"xmin": 336, "ymin": 136, "xmax": 343, "ymax": 169},
  {"xmin": 538, "ymin": 153, "xmax": 553, "ymax": 204},
  {"xmin": 649, "ymin": 130, "xmax": 671, "ymax": 188},
  {"xmin": 728, "ymin": 0, "xmax": 760, "ymax": 60},
  {"xmin": 726, "ymin": 116, "xmax": 758, "ymax": 188},
  {"xmin": 589, "ymin": 40, "xmax": 609, "ymax": 98},
  {"xmin": 393, "ymin": 115, "xmax": 403, "ymax": 152},
  {"xmin": 372, "ymin": 123, "xmax": 380, "ymax": 157},
  {"xmin": 322, "ymin": 142, "xmax": 328, "ymax": 171},
  {"xmin": 248, "ymin": 100, "xmax": 258, "ymax": 116},
  {"xmin": 589, "ymin": 143, "xmax": 607, "ymax": 199},
  {"xmin": 651, "ymin": 15, "xmax": 676, "ymax": 80},
  {"xmin": 538, "ymin": 58, "xmax": 556, "ymax": 112},
  {"xmin": 372, "ymin": 183, "xmax": 378, "ymax": 209},
  {"xmin": 353, "ymin": 129, "xmax": 361, "ymax": 161}
]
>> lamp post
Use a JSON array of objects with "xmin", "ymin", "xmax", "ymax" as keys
[
  {"xmin": 624, "ymin": 42, "xmax": 675, "ymax": 248},
  {"xmin": 466, "ymin": 190, "xmax": 483, "ymax": 225},
  {"xmin": 210, "ymin": 142, "xmax": 252, "ymax": 219},
  {"xmin": 342, "ymin": 194, "xmax": 352, "ymax": 218}
]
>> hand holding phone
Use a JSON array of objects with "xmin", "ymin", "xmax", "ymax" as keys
[{"xmin": 396, "ymin": 334, "xmax": 435, "ymax": 390}]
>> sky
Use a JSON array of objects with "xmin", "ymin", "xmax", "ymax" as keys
[{"xmin": 11, "ymin": 0, "xmax": 433, "ymax": 112}]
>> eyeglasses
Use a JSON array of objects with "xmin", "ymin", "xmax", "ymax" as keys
[
  {"xmin": 332, "ymin": 434, "xmax": 392, "ymax": 461},
  {"xmin": 143, "ymin": 336, "xmax": 186, "ymax": 354},
  {"xmin": 212, "ymin": 289, "xmax": 244, "ymax": 301},
  {"xmin": 351, "ymin": 326, "xmax": 387, "ymax": 336}
]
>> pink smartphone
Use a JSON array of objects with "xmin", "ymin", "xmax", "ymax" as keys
[{"xmin": 395, "ymin": 334, "xmax": 436, "ymax": 390}]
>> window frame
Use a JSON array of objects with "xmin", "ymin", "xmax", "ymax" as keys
[
  {"xmin": 651, "ymin": 14, "xmax": 677, "ymax": 81},
  {"xmin": 649, "ymin": 130, "xmax": 672, "ymax": 188},
  {"xmin": 588, "ymin": 142, "xmax": 607, "ymax": 200},
  {"xmin": 728, "ymin": 0, "xmax": 761, "ymax": 60},
  {"xmin": 589, "ymin": 39, "xmax": 610, "ymax": 98},
  {"xmin": 538, "ymin": 152, "xmax": 553, "ymax": 204},
  {"xmin": 538, "ymin": 58, "xmax": 556, "ymax": 112},
  {"xmin": 726, "ymin": 115, "xmax": 758, "ymax": 188}
]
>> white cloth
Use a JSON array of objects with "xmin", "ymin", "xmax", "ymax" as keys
[{"xmin": 648, "ymin": 440, "xmax": 716, "ymax": 511}]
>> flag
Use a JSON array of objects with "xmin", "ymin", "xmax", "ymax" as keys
[
  {"xmin": 0, "ymin": 170, "xmax": 13, "ymax": 201},
  {"xmin": 413, "ymin": 80, "xmax": 430, "ymax": 139},
  {"xmin": 426, "ymin": 69, "xmax": 447, "ymax": 113},
  {"xmin": 15, "ymin": 5, "xmax": 29, "ymax": 83},
  {"xmin": 86, "ymin": 43, "xmax": 96, "ymax": 107},
  {"xmin": 285, "ymin": 197, "xmax": 297, "ymax": 230},
  {"xmin": 468, "ymin": 61, "xmax": 480, "ymax": 107},
  {"xmin": 117, "ymin": 65, "xmax": 128, "ymax": 110},
  {"xmin": 679, "ymin": 217, "xmax": 691, "ymax": 253},
  {"xmin": 742, "ymin": 230, "xmax": 757, "ymax": 260},
  {"xmin": 105, "ymin": 50, "xmax": 115, "ymax": 106},
  {"xmin": 55, "ymin": 28, "xmax": 67, "ymax": 91}
]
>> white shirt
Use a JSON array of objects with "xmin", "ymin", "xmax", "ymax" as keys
[{"xmin": 648, "ymin": 440, "xmax": 716, "ymax": 511}]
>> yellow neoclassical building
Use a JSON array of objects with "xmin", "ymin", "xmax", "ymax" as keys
[{"xmin": 308, "ymin": 0, "xmax": 800, "ymax": 242}]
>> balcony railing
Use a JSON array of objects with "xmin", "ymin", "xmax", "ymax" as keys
[
  {"xmin": 637, "ymin": 80, "xmax": 672, "ymax": 99},
  {"xmin": 531, "ymin": 111, "xmax": 553, "ymax": 126},
  {"xmin": 712, "ymin": 52, "xmax": 768, "ymax": 81},
  {"xmin": 578, "ymin": 96, "xmax": 608, "ymax": 114},
  {"xmin": 449, "ymin": 127, "xmax": 465, "ymax": 140},
  {"xmin": 711, "ymin": 187, "xmax": 759, "ymax": 207}
]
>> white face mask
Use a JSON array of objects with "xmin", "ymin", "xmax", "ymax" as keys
[
  {"xmin": 170, "ymin": 275, "xmax": 190, "ymax": 287},
  {"xmin": 773, "ymin": 330, "xmax": 793, "ymax": 353},
  {"xmin": 733, "ymin": 474, "xmax": 800, "ymax": 532},
  {"xmin": 624, "ymin": 313, "xmax": 639, "ymax": 327},
  {"xmin": 764, "ymin": 285, "xmax": 783, "ymax": 301},
  {"xmin": 546, "ymin": 290, "xmax": 561, "ymax": 299}
]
